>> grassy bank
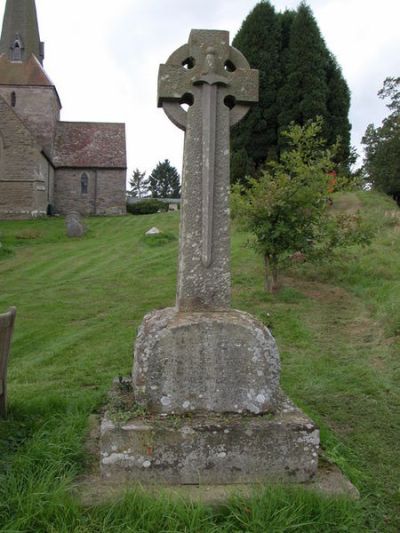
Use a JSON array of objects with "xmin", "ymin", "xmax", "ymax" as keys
[{"xmin": 0, "ymin": 191, "xmax": 399, "ymax": 531}]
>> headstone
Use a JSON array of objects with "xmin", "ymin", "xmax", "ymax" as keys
[
  {"xmin": 0, "ymin": 307, "xmax": 16, "ymax": 418},
  {"xmin": 100, "ymin": 30, "xmax": 319, "ymax": 485},
  {"xmin": 65, "ymin": 211, "xmax": 85, "ymax": 238}
]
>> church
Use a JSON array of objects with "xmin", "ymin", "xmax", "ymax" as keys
[{"xmin": 0, "ymin": 0, "xmax": 127, "ymax": 219}]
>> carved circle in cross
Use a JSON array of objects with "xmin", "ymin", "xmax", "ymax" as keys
[{"xmin": 158, "ymin": 40, "xmax": 257, "ymax": 132}]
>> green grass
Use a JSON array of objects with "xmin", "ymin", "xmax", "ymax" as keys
[{"xmin": 0, "ymin": 193, "xmax": 399, "ymax": 531}]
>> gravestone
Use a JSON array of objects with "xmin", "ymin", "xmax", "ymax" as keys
[
  {"xmin": 100, "ymin": 30, "xmax": 319, "ymax": 484},
  {"xmin": 0, "ymin": 307, "xmax": 16, "ymax": 418},
  {"xmin": 65, "ymin": 211, "xmax": 85, "ymax": 238}
]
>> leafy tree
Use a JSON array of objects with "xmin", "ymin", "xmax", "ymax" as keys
[
  {"xmin": 128, "ymin": 168, "xmax": 148, "ymax": 198},
  {"xmin": 231, "ymin": 120, "xmax": 370, "ymax": 292},
  {"xmin": 362, "ymin": 77, "xmax": 400, "ymax": 205},
  {"xmin": 148, "ymin": 159, "xmax": 181, "ymax": 199}
]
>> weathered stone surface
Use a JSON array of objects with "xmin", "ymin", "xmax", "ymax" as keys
[
  {"xmin": 100, "ymin": 396, "xmax": 319, "ymax": 485},
  {"xmin": 133, "ymin": 308, "xmax": 280, "ymax": 415},
  {"xmin": 158, "ymin": 30, "xmax": 258, "ymax": 312},
  {"xmin": 54, "ymin": 168, "xmax": 126, "ymax": 217},
  {"xmin": 65, "ymin": 212, "xmax": 85, "ymax": 238},
  {"xmin": 126, "ymin": 29, "xmax": 320, "ymax": 486}
]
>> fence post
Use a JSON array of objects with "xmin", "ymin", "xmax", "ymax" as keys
[{"xmin": 0, "ymin": 307, "xmax": 17, "ymax": 418}]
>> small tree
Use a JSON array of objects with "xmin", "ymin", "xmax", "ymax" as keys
[
  {"xmin": 128, "ymin": 168, "xmax": 148, "ymax": 198},
  {"xmin": 232, "ymin": 119, "xmax": 370, "ymax": 292},
  {"xmin": 148, "ymin": 160, "xmax": 181, "ymax": 199},
  {"xmin": 362, "ymin": 77, "xmax": 400, "ymax": 204}
]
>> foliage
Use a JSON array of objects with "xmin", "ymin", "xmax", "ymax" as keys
[
  {"xmin": 231, "ymin": 120, "xmax": 371, "ymax": 292},
  {"xmin": 128, "ymin": 168, "xmax": 148, "ymax": 198},
  {"xmin": 362, "ymin": 76, "xmax": 400, "ymax": 204},
  {"xmin": 148, "ymin": 159, "xmax": 181, "ymax": 199},
  {"xmin": 231, "ymin": 1, "xmax": 282, "ymax": 178},
  {"xmin": 231, "ymin": 1, "xmax": 351, "ymax": 182},
  {"xmin": 126, "ymin": 198, "xmax": 168, "ymax": 215}
]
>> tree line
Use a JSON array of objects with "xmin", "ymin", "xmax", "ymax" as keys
[{"xmin": 128, "ymin": 159, "xmax": 181, "ymax": 199}]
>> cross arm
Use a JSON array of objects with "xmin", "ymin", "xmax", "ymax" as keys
[{"xmin": 158, "ymin": 64, "xmax": 192, "ymax": 107}]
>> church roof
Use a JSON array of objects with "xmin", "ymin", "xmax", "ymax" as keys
[
  {"xmin": 0, "ymin": 0, "xmax": 43, "ymax": 63},
  {"xmin": 53, "ymin": 122, "xmax": 127, "ymax": 169},
  {"xmin": 0, "ymin": 52, "xmax": 54, "ymax": 86}
]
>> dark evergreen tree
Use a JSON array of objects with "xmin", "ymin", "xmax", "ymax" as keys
[
  {"xmin": 128, "ymin": 168, "xmax": 148, "ymax": 198},
  {"xmin": 278, "ymin": 3, "xmax": 329, "ymax": 142},
  {"xmin": 231, "ymin": 1, "xmax": 282, "ymax": 182},
  {"xmin": 230, "ymin": 1, "xmax": 351, "ymax": 182},
  {"xmin": 148, "ymin": 160, "xmax": 181, "ymax": 199},
  {"xmin": 325, "ymin": 54, "xmax": 351, "ymax": 166}
]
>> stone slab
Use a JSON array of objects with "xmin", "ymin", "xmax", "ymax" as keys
[
  {"xmin": 133, "ymin": 308, "xmax": 281, "ymax": 415},
  {"xmin": 78, "ymin": 464, "xmax": 359, "ymax": 507},
  {"xmin": 100, "ymin": 396, "xmax": 319, "ymax": 485}
]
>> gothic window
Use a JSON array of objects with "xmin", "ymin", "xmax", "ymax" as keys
[
  {"xmin": 81, "ymin": 173, "xmax": 89, "ymax": 195},
  {"xmin": 11, "ymin": 92, "xmax": 16, "ymax": 107},
  {"xmin": 11, "ymin": 38, "xmax": 22, "ymax": 61}
]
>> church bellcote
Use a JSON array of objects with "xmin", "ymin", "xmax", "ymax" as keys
[{"xmin": 0, "ymin": 0, "xmax": 44, "ymax": 64}]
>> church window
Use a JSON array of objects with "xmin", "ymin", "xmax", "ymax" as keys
[
  {"xmin": 81, "ymin": 173, "xmax": 89, "ymax": 195},
  {"xmin": 11, "ymin": 91, "xmax": 16, "ymax": 107},
  {"xmin": 11, "ymin": 38, "xmax": 22, "ymax": 61}
]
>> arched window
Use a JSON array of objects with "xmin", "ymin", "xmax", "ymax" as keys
[
  {"xmin": 11, "ymin": 38, "xmax": 22, "ymax": 61},
  {"xmin": 81, "ymin": 173, "xmax": 89, "ymax": 195},
  {"xmin": 11, "ymin": 91, "xmax": 16, "ymax": 107}
]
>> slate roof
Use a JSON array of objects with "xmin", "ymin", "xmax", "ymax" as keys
[
  {"xmin": 0, "ymin": 53, "xmax": 53, "ymax": 86},
  {"xmin": 53, "ymin": 122, "xmax": 127, "ymax": 169}
]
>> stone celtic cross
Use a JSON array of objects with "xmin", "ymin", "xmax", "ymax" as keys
[
  {"xmin": 104, "ymin": 31, "xmax": 318, "ymax": 484},
  {"xmin": 158, "ymin": 30, "xmax": 258, "ymax": 311}
]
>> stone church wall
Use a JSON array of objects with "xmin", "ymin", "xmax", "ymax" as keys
[
  {"xmin": 0, "ymin": 85, "xmax": 60, "ymax": 155},
  {"xmin": 54, "ymin": 168, "xmax": 126, "ymax": 216},
  {"xmin": 0, "ymin": 97, "xmax": 49, "ymax": 218},
  {"xmin": 95, "ymin": 169, "xmax": 126, "ymax": 215}
]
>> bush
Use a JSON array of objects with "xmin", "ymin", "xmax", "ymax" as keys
[{"xmin": 126, "ymin": 199, "xmax": 169, "ymax": 215}]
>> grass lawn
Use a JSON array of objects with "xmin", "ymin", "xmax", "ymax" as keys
[{"xmin": 0, "ymin": 191, "xmax": 399, "ymax": 531}]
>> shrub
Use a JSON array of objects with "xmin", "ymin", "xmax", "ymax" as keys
[{"xmin": 126, "ymin": 199, "xmax": 169, "ymax": 215}]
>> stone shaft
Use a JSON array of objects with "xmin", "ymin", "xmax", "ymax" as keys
[
  {"xmin": 158, "ymin": 29, "xmax": 258, "ymax": 311},
  {"xmin": 178, "ymin": 86, "xmax": 231, "ymax": 310}
]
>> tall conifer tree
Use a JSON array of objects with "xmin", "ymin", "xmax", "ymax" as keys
[
  {"xmin": 278, "ymin": 3, "xmax": 329, "ymax": 141},
  {"xmin": 326, "ymin": 55, "xmax": 351, "ymax": 164},
  {"xmin": 230, "ymin": 1, "xmax": 351, "ymax": 182},
  {"xmin": 231, "ymin": 1, "xmax": 282, "ymax": 182}
]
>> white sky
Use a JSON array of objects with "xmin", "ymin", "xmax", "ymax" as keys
[{"xmin": 1, "ymin": 0, "xmax": 399, "ymax": 182}]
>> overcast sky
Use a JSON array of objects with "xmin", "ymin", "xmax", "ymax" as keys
[{"xmin": 1, "ymin": 0, "xmax": 399, "ymax": 182}]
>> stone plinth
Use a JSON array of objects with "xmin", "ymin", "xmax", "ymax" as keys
[
  {"xmin": 100, "ymin": 395, "xmax": 319, "ymax": 485},
  {"xmin": 133, "ymin": 308, "xmax": 281, "ymax": 415}
]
